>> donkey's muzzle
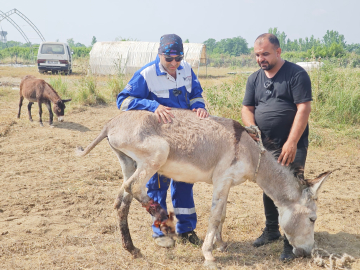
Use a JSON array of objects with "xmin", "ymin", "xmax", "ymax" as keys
[{"xmin": 58, "ymin": 116, "xmax": 64, "ymax": 122}]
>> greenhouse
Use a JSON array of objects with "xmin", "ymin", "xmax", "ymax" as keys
[{"xmin": 89, "ymin": 41, "xmax": 206, "ymax": 75}]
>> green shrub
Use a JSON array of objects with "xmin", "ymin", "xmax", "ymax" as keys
[
  {"xmin": 107, "ymin": 74, "xmax": 126, "ymax": 102},
  {"xmin": 48, "ymin": 75, "xmax": 106, "ymax": 106},
  {"xmin": 49, "ymin": 76, "xmax": 69, "ymax": 97},
  {"xmin": 203, "ymin": 74, "xmax": 248, "ymax": 122},
  {"xmin": 310, "ymin": 62, "xmax": 360, "ymax": 126},
  {"xmin": 75, "ymin": 75, "xmax": 106, "ymax": 105},
  {"xmin": 72, "ymin": 47, "xmax": 91, "ymax": 59}
]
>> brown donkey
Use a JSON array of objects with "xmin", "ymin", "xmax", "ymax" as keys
[
  {"xmin": 17, "ymin": 75, "xmax": 71, "ymax": 126},
  {"xmin": 77, "ymin": 110, "xmax": 331, "ymax": 268}
]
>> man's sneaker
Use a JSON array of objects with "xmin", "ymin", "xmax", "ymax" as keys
[
  {"xmin": 252, "ymin": 227, "xmax": 281, "ymax": 247},
  {"xmin": 280, "ymin": 238, "xmax": 296, "ymax": 261},
  {"xmin": 154, "ymin": 236, "xmax": 175, "ymax": 248},
  {"xmin": 179, "ymin": 230, "xmax": 202, "ymax": 246}
]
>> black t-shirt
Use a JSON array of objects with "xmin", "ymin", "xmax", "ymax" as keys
[{"xmin": 242, "ymin": 60, "xmax": 312, "ymax": 148}]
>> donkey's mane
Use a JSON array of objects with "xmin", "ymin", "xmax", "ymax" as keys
[
  {"xmin": 45, "ymin": 81, "xmax": 61, "ymax": 99},
  {"xmin": 262, "ymin": 138, "xmax": 304, "ymax": 180}
]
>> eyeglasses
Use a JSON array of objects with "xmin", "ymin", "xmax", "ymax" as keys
[
  {"xmin": 264, "ymin": 80, "xmax": 274, "ymax": 91},
  {"xmin": 173, "ymin": 89, "xmax": 182, "ymax": 96},
  {"xmin": 163, "ymin": 55, "xmax": 184, "ymax": 62}
]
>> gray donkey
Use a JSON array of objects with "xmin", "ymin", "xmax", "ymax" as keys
[{"xmin": 76, "ymin": 109, "xmax": 331, "ymax": 268}]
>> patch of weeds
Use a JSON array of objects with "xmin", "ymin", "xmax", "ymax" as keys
[
  {"xmin": 107, "ymin": 74, "xmax": 126, "ymax": 102},
  {"xmin": 75, "ymin": 75, "xmax": 106, "ymax": 105},
  {"xmin": 49, "ymin": 76, "xmax": 69, "ymax": 98}
]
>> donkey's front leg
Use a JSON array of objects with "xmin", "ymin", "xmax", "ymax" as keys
[
  {"xmin": 37, "ymin": 101, "xmax": 44, "ymax": 126},
  {"xmin": 17, "ymin": 96, "xmax": 24, "ymax": 119},
  {"xmin": 214, "ymin": 200, "xmax": 228, "ymax": 252},
  {"xmin": 45, "ymin": 101, "xmax": 53, "ymax": 125},
  {"xmin": 202, "ymin": 180, "xmax": 232, "ymax": 268}
]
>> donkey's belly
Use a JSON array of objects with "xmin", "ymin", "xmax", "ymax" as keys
[
  {"xmin": 27, "ymin": 98, "xmax": 38, "ymax": 103},
  {"xmin": 158, "ymin": 160, "xmax": 213, "ymax": 184},
  {"xmin": 24, "ymin": 92, "xmax": 37, "ymax": 103}
]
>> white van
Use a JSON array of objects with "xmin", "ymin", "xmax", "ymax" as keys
[{"xmin": 37, "ymin": 42, "xmax": 73, "ymax": 75}]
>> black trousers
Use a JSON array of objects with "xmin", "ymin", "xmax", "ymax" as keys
[{"xmin": 264, "ymin": 147, "xmax": 308, "ymax": 228}]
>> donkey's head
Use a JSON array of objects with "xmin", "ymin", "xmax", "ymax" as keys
[
  {"xmin": 277, "ymin": 171, "xmax": 331, "ymax": 257},
  {"xmin": 53, "ymin": 99, "xmax": 71, "ymax": 121}
]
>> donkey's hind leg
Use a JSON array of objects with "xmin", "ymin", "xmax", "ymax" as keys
[
  {"xmin": 27, "ymin": 102, "xmax": 34, "ymax": 122},
  {"xmin": 112, "ymin": 150, "xmax": 141, "ymax": 257},
  {"xmin": 114, "ymin": 150, "xmax": 137, "ymax": 209},
  {"xmin": 110, "ymin": 137, "xmax": 171, "ymax": 236},
  {"xmin": 120, "ymin": 153, "xmax": 171, "ymax": 235}
]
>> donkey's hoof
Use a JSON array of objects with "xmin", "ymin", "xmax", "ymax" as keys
[
  {"xmin": 40, "ymin": 123, "xmax": 44, "ymax": 127},
  {"xmin": 204, "ymin": 260, "xmax": 219, "ymax": 269},
  {"xmin": 154, "ymin": 236, "xmax": 175, "ymax": 248},
  {"xmin": 216, "ymin": 243, "xmax": 227, "ymax": 252},
  {"xmin": 131, "ymin": 248, "xmax": 142, "ymax": 258},
  {"xmin": 113, "ymin": 198, "xmax": 122, "ymax": 209},
  {"xmin": 50, "ymin": 125, "xmax": 55, "ymax": 128}
]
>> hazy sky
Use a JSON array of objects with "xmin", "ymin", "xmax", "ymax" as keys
[{"xmin": 1, "ymin": 0, "xmax": 359, "ymax": 47}]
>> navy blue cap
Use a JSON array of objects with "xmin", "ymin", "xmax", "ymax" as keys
[{"xmin": 158, "ymin": 34, "xmax": 184, "ymax": 56}]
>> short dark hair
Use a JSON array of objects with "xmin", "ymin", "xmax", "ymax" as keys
[{"xmin": 255, "ymin": 33, "xmax": 280, "ymax": 49}]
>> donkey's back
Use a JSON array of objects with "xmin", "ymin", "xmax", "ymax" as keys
[
  {"xmin": 20, "ymin": 75, "xmax": 47, "ymax": 101},
  {"xmin": 79, "ymin": 109, "xmax": 256, "ymax": 185}
]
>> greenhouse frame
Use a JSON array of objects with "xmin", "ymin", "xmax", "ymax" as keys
[{"xmin": 89, "ymin": 41, "xmax": 206, "ymax": 76}]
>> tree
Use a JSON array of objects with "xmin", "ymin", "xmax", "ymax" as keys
[
  {"xmin": 268, "ymin": 27, "xmax": 287, "ymax": 50},
  {"xmin": 67, "ymin": 38, "xmax": 75, "ymax": 48},
  {"xmin": 268, "ymin": 27, "xmax": 280, "ymax": 37},
  {"xmin": 328, "ymin": 42, "xmax": 345, "ymax": 57},
  {"xmin": 230, "ymin": 36, "xmax": 249, "ymax": 55},
  {"xmin": 278, "ymin": 31, "xmax": 287, "ymax": 50},
  {"xmin": 184, "ymin": 39, "xmax": 189, "ymax": 43},
  {"xmin": 323, "ymin": 30, "xmax": 346, "ymax": 48},
  {"xmin": 203, "ymin": 38, "xmax": 217, "ymax": 54},
  {"xmin": 114, "ymin": 36, "xmax": 137, "ymax": 41},
  {"xmin": 75, "ymin": 42, "xmax": 86, "ymax": 47},
  {"xmin": 206, "ymin": 36, "xmax": 249, "ymax": 56},
  {"xmin": 346, "ymin": 43, "xmax": 360, "ymax": 54},
  {"xmin": 91, "ymin": 36, "xmax": 97, "ymax": 46}
]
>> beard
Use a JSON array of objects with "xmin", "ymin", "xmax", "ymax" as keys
[{"xmin": 258, "ymin": 61, "xmax": 275, "ymax": 70}]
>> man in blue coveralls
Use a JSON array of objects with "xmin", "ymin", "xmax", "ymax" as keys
[{"xmin": 117, "ymin": 34, "xmax": 209, "ymax": 248}]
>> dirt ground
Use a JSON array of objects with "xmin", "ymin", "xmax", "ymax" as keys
[{"xmin": 0, "ymin": 68, "xmax": 360, "ymax": 270}]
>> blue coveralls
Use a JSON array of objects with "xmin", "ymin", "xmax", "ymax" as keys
[{"xmin": 116, "ymin": 56, "xmax": 206, "ymax": 237}]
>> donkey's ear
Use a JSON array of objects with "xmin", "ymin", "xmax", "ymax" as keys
[
  {"xmin": 62, "ymin": 99, "xmax": 72, "ymax": 103},
  {"xmin": 306, "ymin": 171, "xmax": 332, "ymax": 199}
]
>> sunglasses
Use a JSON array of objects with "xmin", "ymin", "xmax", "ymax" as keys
[
  {"xmin": 163, "ymin": 55, "xmax": 184, "ymax": 62},
  {"xmin": 264, "ymin": 80, "xmax": 274, "ymax": 91}
]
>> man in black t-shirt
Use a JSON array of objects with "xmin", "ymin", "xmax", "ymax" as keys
[{"xmin": 242, "ymin": 33, "xmax": 312, "ymax": 261}]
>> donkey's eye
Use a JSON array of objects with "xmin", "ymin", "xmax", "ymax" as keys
[{"xmin": 310, "ymin": 217, "xmax": 317, "ymax": 223}]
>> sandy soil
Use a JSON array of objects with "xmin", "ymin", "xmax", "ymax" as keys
[{"xmin": 0, "ymin": 71, "xmax": 359, "ymax": 270}]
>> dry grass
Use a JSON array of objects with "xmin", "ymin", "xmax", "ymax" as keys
[{"xmin": 0, "ymin": 66, "xmax": 359, "ymax": 269}]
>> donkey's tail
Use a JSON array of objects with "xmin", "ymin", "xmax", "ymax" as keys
[{"xmin": 76, "ymin": 126, "xmax": 108, "ymax": 157}]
